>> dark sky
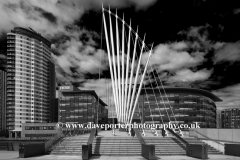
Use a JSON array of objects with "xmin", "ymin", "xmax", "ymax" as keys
[
  {"xmin": 77, "ymin": 0, "xmax": 240, "ymax": 89},
  {"xmin": 76, "ymin": 0, "xmax": 240, "ymax": 110},
  {"xmin": 79, "ymin": 0, "xmax": 240, "ymax": 43}
]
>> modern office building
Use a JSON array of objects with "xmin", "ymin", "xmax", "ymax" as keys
[
  {"xmin": 132, "ymin": 87, "xmax": 222, "ymax": 128},
  {"xmin": 6, "ymin": 27, "xmax": 56, "ymax": 137},
  {"xmin": 221, "ymin": 108, "xmax": 240, "ymax": 128},
  {"xmin": 59, "ymin": 86, "xmax": 108, "ymax": 124},
  {"xmin": 0, "ymin": 69, "xmax": 6, "ymax": 132},
  {"xmin": 106, "ymin": 100, "xmax": 117, "ymax": 124}
]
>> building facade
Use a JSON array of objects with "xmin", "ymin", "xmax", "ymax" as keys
[
  {"xmin": 106, "ymin": 100, "xmax": 117, "ymax": 124},
  {"xmin": 132, "ymin": 87, "xmax": 222, "ymax": 128},
  {"xmin": 0, "ymin": 69, "xmax": 6, "ymax": 132},
  {"xmin": 59, "ymin": 86, "xmax": 108, "ymax": 124},
  {"xmin": 6, "ymin": 27, "xmax": 56, "ymax": 137},
  {"xmin": 216, "ymin": 111, "xmax": 222, "ymax": 128},
  {"xmin": 21, "ymin": 123, "xmax": 57, "ymax": 138},
  {"xmin": 221, "ymin": 108, "xmax": 240, "ymax": 128},
  {"xmin": 54, "ymin": 89, "xmax": 59, "ymax": 123}
]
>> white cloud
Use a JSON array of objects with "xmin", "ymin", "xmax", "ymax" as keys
[
  {"xmin": 0, "ymin": 54, "xmax": 6, "ymax": 59},
  {"xmin": 213, "ymin": 42, "xmax": 225, "ymax": 50},
  {"xmin": 52, "ymin": 37, "xmax": 109, "ymax": 82},
  {"xmin": 0, "ymin": 0, "xmax": 158, "ymax": 84},
  {"xmin": 142, "ymin": 43, "xmax": 205, "ymax": 71},
  {"xmin": 214, "ymin": 42, "xmax": 240, "ymax": 64},
  {"xmin": 178, "ymin": 24, "xmax": 218, "ymax": 52},
  {"xmin": 170, "ymin": 41, "xmax": 188, "ymax": 50},
  {"xmin": 78, "ymin": 78, "xmax": 113, "ymax": 104},
  {"xmin": 73, "ymin": 0, "xmax": 157, "ymax": 10},
  {"xmin": 0, "ymin": 0, "xmax": 84, "ymax": 37},
  {"xmin": 0, "ymin": 0, "xmax": 157, "ymax": 37},
  {"xmin": 168, "ymin": 68, "xmax": 212, "ymax": 82},
  {"xmin": 213, "ymin": 83, "xmax": 240, "ymax": 110}
]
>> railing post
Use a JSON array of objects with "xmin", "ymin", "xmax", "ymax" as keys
[{"xmin": 82, "ymin": 144, "xmax": 92, "ymax": 160}]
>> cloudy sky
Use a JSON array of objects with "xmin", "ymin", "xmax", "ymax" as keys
[{"xmin": 0, "ymin": 0, "xmax": 240, "ymax": 111}]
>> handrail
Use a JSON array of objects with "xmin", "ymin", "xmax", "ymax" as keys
[
  {"xmin": 133, "ymin": 128, "xmax": 146, "ymax": 145},
  {"xmin": 167, "ymin": 128, "xmax": 189, "ymax": 145},
  {"xmin": 44, "ymin": 133, "xmax": 57, "ymax": 143},
  {"xmin": 191, "ymin": 130, "xmax": 224, "ymax": 146},
  {"xmin": 87, "ymin": 128, "xmax": 96, "ymax": 145},
  {"xmin": 45, "ymin": 129, "xmax": 64, "ymax": 152},
  {"xmin": 167, "ymin": 128, "xmax": 191, "ymax": 156},
  {"xmin": 0, "ymin": 137, "xmax": 48, "ymax": 141},
  {"xmin": 45, "ymin": 127, "xmax": 92, "ymax": 153}
]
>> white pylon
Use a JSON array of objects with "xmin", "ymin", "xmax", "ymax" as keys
[{"xmin": 102, "ymin": 6, "xmax": 152, "ymax": 125}]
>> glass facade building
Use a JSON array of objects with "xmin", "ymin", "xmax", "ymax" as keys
[
  {"xmin": 132, "ymin": 87, "xmax": 222, "ymax": 128},
  {"xmin": 59, "ymin": 86, "xmax": 108, "ymax": 124},
  {"xmin": 221, "ymin": 108, "xmax": 240, "ymax": 128},
  {"xmin": 6, "ymin": 27, "xmax": 56, "ymax": 137}
]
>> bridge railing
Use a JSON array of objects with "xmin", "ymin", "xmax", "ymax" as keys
[
  {"xmin": 167, "ymin": 128, "xmax": 208, "ymax": 159},
  {"xmin": 189, "ymin": 129, "xmax": 226, "ymax": 154},
  {"xmin": 19, "ymin": 125, "xmax": 92, "ymax": 158},
  {"xmin": 0, "ymin": 137, "xmax": 48, "ymax": 141},
  {"xmin": 190, "ymin": 129, "xmax": 224, "ymax": 146},
  {"xmin": 45, "ymin": 129, "xmax": 64, "ymax": 152}
]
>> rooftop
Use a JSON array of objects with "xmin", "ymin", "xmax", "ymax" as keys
[
  {"xmin": 10, "ymin": 27, "xmax": 51, "ymax": 48},
  {"xmin": 59, "ymin": 86, "xmax": 107, "ymax": 106},
  {"xmin": 140, "ymin": 87, "xmax": 222, "ymax": 102}
]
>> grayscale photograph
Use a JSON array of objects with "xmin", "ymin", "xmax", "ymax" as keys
[{"xmin": 0, "ymin": 0, "xmax": 240, "ymax": 160}]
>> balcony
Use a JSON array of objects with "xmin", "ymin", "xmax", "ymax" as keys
[
  {"xmin": 7, "ymin": 40, "xmax": 15, "ymax": 43},
  {"xmin": 6, "ymin": 98, "xmax": 15, "ymax": 101},
  {"xmin": 7, "ymin": 66, "xmax": 15, "ymax": 69},
  {"xmin": 7, "ymin": 86, "xmax": 15, "ymax": 89},
  {"xmin": 6, "ymin": 115, "xmax": 15, "ymax": 118},
  {"xmin": 7, "ymin": 49, "xmax": 15, "ymax": 51}
]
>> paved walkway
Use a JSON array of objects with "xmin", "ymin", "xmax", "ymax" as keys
[
  {"xmin": 1, "ymin": 130, "xmax": 239, "ymax": 160},
  {"xmin": 98, "ymin": 130, "xmax": 129, "ymax": 137},
  {"xmin": 97, "ymin": 129, "xmax": 165, "ymax": 137},
  {"xmin": 1, "ymin": 151, "xmax": 240, "ymax": 160}
]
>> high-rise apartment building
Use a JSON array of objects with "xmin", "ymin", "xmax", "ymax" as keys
[
  {"xmin": 221, "ymin": 108, "xmax": 240, "ymax": 128},
  {"xmin": 0, "ymin": 69, "xmax": 6, "ymax": 132},
  {"xmin": 6, "ymin": 27, "xmax": 55, "ymax": 137}
]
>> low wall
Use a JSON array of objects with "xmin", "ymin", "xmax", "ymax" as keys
[
  {"xmin": 0, "ymin": 141, "xmax": 46, "ymax": 151},
  {"xmin": 201, "ymin": 140, "xmax": 225, "ymax": 153},
  {"xmin": 189, "ymin": 129, "xmax": 240, "ymax": 143}
]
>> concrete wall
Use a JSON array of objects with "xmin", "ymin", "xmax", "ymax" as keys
[
  {"xmin": 189, "ymin": 128, "xmax": 240, "ymax": 143},
  {"xmin": 201, "ymin": 140, "xmax": 225, "ymax": 153},
  {"xmin": 1, "ymin": 140, "xmax": 45, "ymax": 151}
]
